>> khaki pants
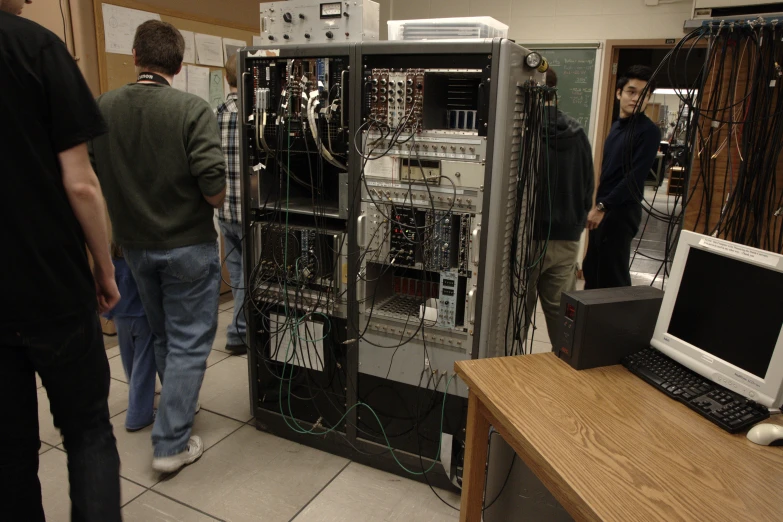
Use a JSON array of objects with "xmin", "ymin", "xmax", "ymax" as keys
[{"xmin": 525, "ymin": 240, "xmax": 579, "ymax": 346}]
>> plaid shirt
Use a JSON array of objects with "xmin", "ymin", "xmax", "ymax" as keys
[{"xmin": 216, "ymin": 93, "xmax": 241, "ymax": 224}]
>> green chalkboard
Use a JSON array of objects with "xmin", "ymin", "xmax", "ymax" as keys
[{"xmin": 530, "ymin": 48, "xmax": 598, "ymax": 136}]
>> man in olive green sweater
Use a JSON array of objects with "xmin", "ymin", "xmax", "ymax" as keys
[{"xmin": 90, "ymin": 20, "xmax": 226, "ymax": 474}]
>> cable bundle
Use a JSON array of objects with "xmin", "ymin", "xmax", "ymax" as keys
[
  {"xmin": 505, "ymin": 84, "xmax": 553, "ymax": 356},
  {"xmin": 622, "ymin": 21, "xmax": 783, "ymax": 289}
]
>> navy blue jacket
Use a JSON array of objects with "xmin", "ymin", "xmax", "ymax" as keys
[{"xmin": 597, "ymin": 114, "xmax": 661, "ymax": 209}]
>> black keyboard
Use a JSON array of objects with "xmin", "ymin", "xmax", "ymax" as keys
[{"xmin": 623, "ymin": 348, "xmax": 770, "ymax": 434}]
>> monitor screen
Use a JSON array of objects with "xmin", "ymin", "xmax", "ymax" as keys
[{"xmin": 667, "ymin": 247, "xmax": 783, "ymax": 379}]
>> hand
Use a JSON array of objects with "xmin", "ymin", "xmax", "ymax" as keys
[
  {"xmin": 586, "ymin": 207, "xmax": 606, "ymax": 230},
  {"xmin": 94, "ymin": 265, "xmax": 121, "ymax": 314}
]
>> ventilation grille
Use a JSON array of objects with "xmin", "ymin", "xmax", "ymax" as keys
[{"xmin": 489, "ymin": 85, "xmax": 526, "ymax": 357}]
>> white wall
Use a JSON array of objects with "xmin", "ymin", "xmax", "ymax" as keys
[
  {"xmin": 390, "ymin": 0, "xmax": 693, "ymax": 43},
  {"xmin": 650, "ymin": 92, "xmax": 685, "ymax": 127}
]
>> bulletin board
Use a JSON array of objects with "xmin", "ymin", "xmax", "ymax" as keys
[{"xmin": 93, "ymin": 0, "xmax": 256, "ymax": 97}]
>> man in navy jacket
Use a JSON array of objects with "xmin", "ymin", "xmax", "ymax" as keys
[{"xmin": 583, "ymin": 65, "xmax": 661, "ymax": 289}]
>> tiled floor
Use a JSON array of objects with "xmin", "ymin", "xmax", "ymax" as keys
[{"xmin": 37, "ymin": 301, "xmax": 461, "ymax": 522}]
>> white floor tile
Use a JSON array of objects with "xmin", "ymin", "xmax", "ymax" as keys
[
  {"xmin": 104, "ymin": 334, "xmax": 119, "ymax": 350},
  {"xmin": 39, "ymin": 442, "xmax": 52, "ymax": 455},
  {"xmin": 106, "ymin": 345, "xmax": 121, "ymax": 359},
  {"xmin": 109, "ymin": 379, "xmax": 131, "ymax": 417},
  {"xmin": 219, "ymin": 298, "xmax": 235, "ymax": 312},
  {"xmin": 123, "ymin": 491, "xmax": 219, "ymax": 521},
  {"xmin": 112, "ymin": 409, "xmax": 243, "ymax": 488},
  {"xmin": 530, "ymin": 340, "xmax": 553, "ymax": 354},
  {"xmin": 38, "ymin": 380, "xmax": 129, "ymax": 446},
  {"xmin": 110, "ymin": 355, "xmax": 127, "ymax": 383},
  {"xmin": 36, "ymin": 373, "xmax": 42, "ymax": 389},
  {"xmin": 206, "ymin": 349, "xmax": 231, "ymax": 368},
  {"xmin": 293, "ymin": 462, "xmax": 460, "ymax": 522},
  {"xmin": 527, "ymin": 321, "xmax": 551, "ymax": 344},
  {"xmin": 198, "ymin": 356, "xmax": 252, "ymax": 422},
  {"xmin": 212, "ymin": 310, "xmax": 237, "ymax": 354},
  {"xmin": 40, "ymin": 448, "xmax": 145, "ymax": 521},
  {"xmin": 153, "ymin": 425, "xmax": 349, "ymax": 522}
]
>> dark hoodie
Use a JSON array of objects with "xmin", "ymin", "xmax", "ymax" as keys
[{"xmin": 534, "ymin": 106, "xmax": 595, "ymax": 241}]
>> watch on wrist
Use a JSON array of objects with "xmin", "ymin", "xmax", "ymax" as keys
[{"xmin": 596, "ymin": 202, "xmax": 607, "ymax": 212}]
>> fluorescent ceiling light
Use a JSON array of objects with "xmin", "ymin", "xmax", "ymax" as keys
[{"xmin": 654, "ymin": 88, "xmax": 696, "ymax": 96}]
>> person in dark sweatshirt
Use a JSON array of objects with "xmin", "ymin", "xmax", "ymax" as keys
[
  {"xmin": 583, "ymin": 65, "xmax": 661, "ymax": 289},
  {"xmin": 527, "ymin": 69, "xmax": 594, "ymax": 344}
]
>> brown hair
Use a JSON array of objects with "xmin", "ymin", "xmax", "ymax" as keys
[
  {"xmin": 133, "ymin": 20, "xmax": 185, "ymax": 76},
  {"xmin": 225, "ymin": 53, "xmax": 238, "ymax": 88},
  {"xmin": 111, "ymin": 242, "xmax": 123, "ymax": 260}
]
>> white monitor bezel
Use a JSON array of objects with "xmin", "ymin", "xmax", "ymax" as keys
[{"xmin": 650, "ymin": 231, "xmax": 783, "ymax": 408}]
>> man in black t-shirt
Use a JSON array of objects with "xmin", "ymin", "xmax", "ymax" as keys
[{"xmin": 0, "ymin": 2, "xmax": 122, "ymax": 520}]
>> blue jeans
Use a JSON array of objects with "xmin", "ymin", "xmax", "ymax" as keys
[
  {"xmin": 114, "ymin": 316, "xmax": 156, "ymax": 430},
  {"xmin": 0, "ymin": 311, "xmax": 121, "ymax": 521},
  {"xmin": 124, "ymin": 242, "xmax": 220, "ymax": 457},
  {"xmin": 219, "ymin": 221, "xmax": 247, "ymax": 346}
]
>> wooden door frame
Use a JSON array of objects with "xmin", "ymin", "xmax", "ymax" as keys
[{"xmin": 593, "ymin": 39, "xmax": 681, "ymax": 184}]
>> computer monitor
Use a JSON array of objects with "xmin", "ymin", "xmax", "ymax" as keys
[{"xmin": 650, "ymin": 231, "xmax": 783, "ymax": 408}]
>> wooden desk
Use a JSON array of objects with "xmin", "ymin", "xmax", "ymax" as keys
[{"xmin": 454, "ymin": 353, "xmax": 783, "ymax": 522}]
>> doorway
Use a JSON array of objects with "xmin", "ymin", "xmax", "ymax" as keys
[{"xmin": 593, "ymin": 39, "xmax": 706, "ymax": 286}]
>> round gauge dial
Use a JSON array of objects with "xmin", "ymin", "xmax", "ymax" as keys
[
  {"xmin": 525, "ymin": 52, "xmax": 543, "ymax": 69},
  {"xmin": 320, "ymin": 2, "xmax": 342, "ymax": 18}
]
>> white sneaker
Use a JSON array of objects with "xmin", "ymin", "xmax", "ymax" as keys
[{"xmin": 152, "ymin": 436, "xmax": 204, "ymax": 473}]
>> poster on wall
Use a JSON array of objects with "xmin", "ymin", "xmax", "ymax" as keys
[
  {"xmin": 222, "ymin": 38, "xmax": 247, "ymax": 65},
  {"xmin": 194, "ymin": 33, "xmax": 224, "ymax": 67},
  {"xmin": 209, "ymin": 70, "xmax": 225, "ymax": 108},
  {"xmin": 186, "ymin": 65, "xmax": 210, "ymax": 103},
  {"xmin": 102, "ymin": 4, "xmax": 160, "ymax": 55},
  {"xmin": 172, "ymin": 68, "xmax": 187, "ymax": 91},
  {"xmin": 179, "ymin": 30, "xmax": 196, "ymax": 64}
]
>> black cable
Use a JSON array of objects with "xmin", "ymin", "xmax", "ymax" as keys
[{"xmin": 59, "ymin": 0, "xmax": 69, "ymax": 54}]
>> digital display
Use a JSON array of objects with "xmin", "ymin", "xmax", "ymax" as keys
[
  {"xmin": 565, "ymin": 303, "xmax": 576, "ymax": 320},
  {"xmin": 668, "ymin": 247, "xmax": 783, "ymax": 379},
  {"xmin": 320, "ymin": 2, "xmax": 342, "ymax": 18}
]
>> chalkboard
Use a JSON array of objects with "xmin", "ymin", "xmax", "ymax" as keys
[{"xmin": 530, "ymin": 48, "xmax": 598, "ymax": 136}]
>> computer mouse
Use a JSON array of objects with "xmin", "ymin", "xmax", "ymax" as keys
[{"xmin": 746, "ymin": 423, "xmax": 783, "ymax": 446}]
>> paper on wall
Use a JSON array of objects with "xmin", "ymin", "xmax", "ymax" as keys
[
  {"xmin": 209, "ymin": 70, "xmax": 225, "ymax": 108},
  {"xmin": 102, "ymin": 4, "xmax": 160, "ymax": 55},
  {"xmin": 222, "ymin": 38, "xmax": 247, "ymax": 65},
  {"xmin": 172, "ymin": 68, "xmax": 187, "ymax": 91},
  {"xmin": 186, "ymin": 65, "xmax": 210, "ymax": 103},
  {"xmin": 179, "ymin": 30, "xmax": 196, "ymax": 64},
  {"xmin": 194, "ymin": 34, "xmax": 224, "ymax": 67}
]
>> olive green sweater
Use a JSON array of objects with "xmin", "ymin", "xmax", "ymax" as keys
[{"xmin": 90, "ymin": 83, "xmax": 226, "ymax": 250}]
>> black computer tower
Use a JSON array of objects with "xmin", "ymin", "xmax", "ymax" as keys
[{"xmin": 556, "ymin": 286, "xmax": 664, "ymax": 370}]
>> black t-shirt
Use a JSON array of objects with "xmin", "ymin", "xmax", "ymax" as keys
[{"xmin": 0, "ymin": 12, "xmax": 107, "ymax": 332}]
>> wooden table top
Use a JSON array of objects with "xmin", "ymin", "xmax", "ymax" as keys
[{"xmin": 455, "ymin": 353, "xmax": 783, "ymax": 522}]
